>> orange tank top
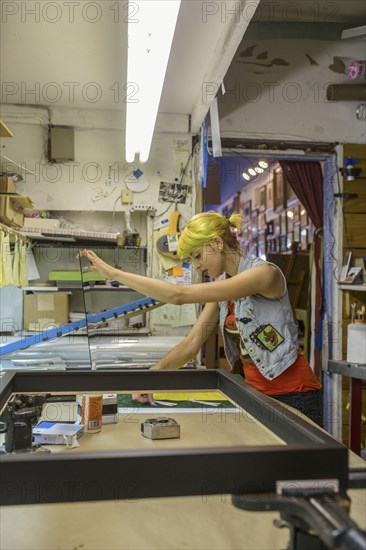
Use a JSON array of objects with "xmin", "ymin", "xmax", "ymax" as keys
[{"xmin": 224, "ymin": 302, "xmax": 321, "ymax": 395}]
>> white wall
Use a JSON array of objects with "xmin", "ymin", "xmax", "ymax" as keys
[
  {"xmin": 0, "ymin": 104, "xmax": 196, "ymax": 337},
  {"xmin": 0, "ymin": 105, "xmax": 193, "ymax": 214},
  {"xmin": 217, "ymin": 38, "xmax": 365, "ymax": 143}
]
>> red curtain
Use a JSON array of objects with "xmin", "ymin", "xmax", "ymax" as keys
[{"xmin": 279, "ymin": 160, "xmax": 323, "ymax": 377}]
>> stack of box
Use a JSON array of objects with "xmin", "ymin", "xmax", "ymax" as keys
[{"xmin": 0, "ymin": 175, "xmax": 33, "ymax": 227}]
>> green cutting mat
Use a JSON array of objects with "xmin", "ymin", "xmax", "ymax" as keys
[
  {"xmin": 48, "ymin": 270, "xmax": 107, "ymax": 282},
  {"xmin": 117, "ymin": 394, "xmax": 233, "ymax": 409}
]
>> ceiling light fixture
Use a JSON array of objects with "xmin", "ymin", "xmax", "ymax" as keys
[
  {"xmin": 125, "ymin": 0, "xmax": 181, "ymax": 164},
  {"xmin": 248, "ymin": 168, "xmax": 256, "ymax": 176},
  {"xmin": 255, "ymin": 167, "xmax": 264, "ymax": 173},
  {"xmin": 259, "ymin": 161, "xmax": 268, "ymax": 168},
  {"xmin": 242, "ymin": 172, "xmax": 250, "ymax": 180}
]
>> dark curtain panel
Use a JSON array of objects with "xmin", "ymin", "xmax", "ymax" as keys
[{"xmin": 279, "ymin": 160, "xmax": 324, "ymax": 377}]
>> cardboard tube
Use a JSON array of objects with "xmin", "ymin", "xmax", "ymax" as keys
[{"xmin": 326, "ymin": 84, "xmax": 366, "ymax": 101}]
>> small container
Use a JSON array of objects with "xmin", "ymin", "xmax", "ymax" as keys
[
  {"xmin": 77, "ymin": 395, "xmax": 103, "ymax": 433},
  {"xmin": 124, "ymin": 233, "xmax": 141, "ymax": 247},
  {"xmin": 347, "ymin": 323, "xmax": 366, "ymax": 364},
  {"xmin": 116, "ymin": 233, "xmax": 125, "ymax": 247}
]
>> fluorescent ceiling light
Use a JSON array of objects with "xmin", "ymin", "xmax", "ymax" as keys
[{"xmin": 125, "ymin": 0, "xmax": 181, "ymax": 164}]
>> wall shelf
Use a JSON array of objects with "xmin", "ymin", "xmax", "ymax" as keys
[
  {"xmin": 328, "ymin": 360, "xmax": 366, "ymax": 380},
  {"xmin": 83, "ymin": 284, "xmax": 130, "ymax": 291},
  {"xmin": 338, "ymin": 284, "xmax": 366, "ymax": 292},
  {"xmin": 21, "ymin": 227, "xmax": 119, "ymax": 242},
  {"xmin": 24, "ymin": 287, "xmax": 71, "ymax": 293}
]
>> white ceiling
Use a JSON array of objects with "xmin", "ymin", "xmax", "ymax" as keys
[
  {"xmin": 0, "ymin": 0, "xmax": 257, "ymax": 132},
  {"xmin": 1, "ymin": 0, "xmax": 365, "ymax": 133}
]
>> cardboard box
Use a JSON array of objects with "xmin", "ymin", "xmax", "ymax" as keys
[
  {"xmin": 0, "ymin": 175, "xmax": 17, "ymax": 193},
  {"xmin": 23, "ymin": 293, "xmax": 69, "ymax": 331},
  {"xmin": 0, "ymin": 194, "xmax": 33, "ymax": 227},
  {"xmin": 23, "ymin": 218, "xmax": 60, "ymax": 230}
]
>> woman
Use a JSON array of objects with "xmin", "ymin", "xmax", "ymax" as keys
[{"xmin": 78, "ymin": 211, "xmax": 322, "ymax": 425}]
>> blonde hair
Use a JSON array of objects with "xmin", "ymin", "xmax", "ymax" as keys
[{"xmin": 177, "ymin": 211, "xmax": 243, "ymax": 258}]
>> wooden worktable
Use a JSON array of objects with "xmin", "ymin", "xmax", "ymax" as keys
[{"xmin": 1, "ymin": 409, "xmax": 365, "ymax": 550}]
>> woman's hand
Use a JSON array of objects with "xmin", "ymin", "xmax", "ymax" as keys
[
  {"xmin": 77, "ymin": 250, "xmax": 116, "ymax": 279},
  {"xmin": 132, "ymin": 393, "xmax": 155, "ymax": 406}
]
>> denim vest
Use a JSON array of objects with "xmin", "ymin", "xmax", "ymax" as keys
[{"xmin": 219, "ymin": 255, "xmax": 298, "ymax": 380}]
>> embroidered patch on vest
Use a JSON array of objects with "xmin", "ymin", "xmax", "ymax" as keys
[
  {"xmin": 238, "ymin": 317, "xmax": 252, "ymax": 325},
  {"xmin": 250, "ymin": 324, "xmax": 284, "ymax": 352}
]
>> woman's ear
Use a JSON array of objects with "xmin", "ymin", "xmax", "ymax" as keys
[{"xmin": 212, "ymin": 236, "xmax": 224, "ymax": 251}]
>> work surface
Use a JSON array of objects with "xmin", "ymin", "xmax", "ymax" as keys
[{"xmin": 1, "ymin": 407, "xmax": 366, "ymax": 550}]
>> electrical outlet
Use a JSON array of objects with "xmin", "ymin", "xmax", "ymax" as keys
[
  {"xmin": 121, "ymin": 189, "xmax": 133, "ymax": 203},
  {"xmin": 130, "ymin": 205, "xmax": 157, "ymax": 217},
  {"xmin": 133, "ymin": 205, "xmax": 151, "ymax": 211}
]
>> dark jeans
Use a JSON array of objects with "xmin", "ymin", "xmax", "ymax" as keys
[{"xmin": 272, "ymin": 389, "xmax": 323, "ymax": 427}]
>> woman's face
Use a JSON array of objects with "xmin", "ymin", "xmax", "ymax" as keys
[{"xmin": 190, "ymin": 242, "xmax": 224, "ymax": 278}]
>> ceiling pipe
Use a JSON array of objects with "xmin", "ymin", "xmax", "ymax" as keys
[{"xmin": 326, "ymin": 84, "xmax": 366, "ymax": 101}]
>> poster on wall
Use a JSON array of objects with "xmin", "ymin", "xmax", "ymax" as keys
[
  {"xmin": 259, "ymin": 186, "xmax": 266, "ymax": 212},
  {"xmin": 159, "ymin": 182, "xmax": 188, "ymax": 203},
  {"xmin": 251, "ymin": 209, "xmax": 258, "ymax": 235},
  {"xmin": 273, "ymin": 169, "xmax": 286, "ymax": 211},
  {"xmin": 242, "ymin": 200, "xmax": 252, "ymax": 219},
  {"xmin": 266, "ymin": 182, "xmax": 274, "ymax": 211},
  {"xmin": 286, "ymin": 179, "xmax": 298, "ymax": 206},
  {"xmin": 222, "ymin": 193, "xmax": 240, "ymax": 219}
]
